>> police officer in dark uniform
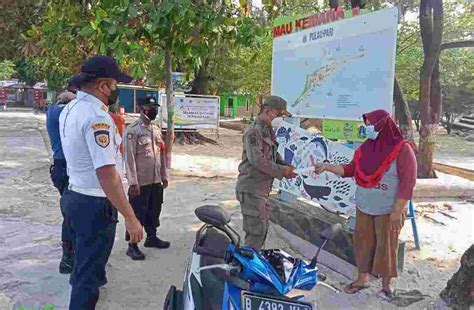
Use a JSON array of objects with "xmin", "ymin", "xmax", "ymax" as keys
[
  {"xmin": 124, "ymin": 96, "xmax": 170, "ymax": 260},
  {"xmin": 46, "ymin": 75, "xmax": 80, "ymax": 274}
]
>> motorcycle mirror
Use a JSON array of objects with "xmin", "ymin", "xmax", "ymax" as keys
[
  {"xmin": 319, "ymin": 223, "xmax": 342, "ymax": 241},
  {"xmin": 309, "ymin": 223, "xmax": 343, "ymax": 269}
]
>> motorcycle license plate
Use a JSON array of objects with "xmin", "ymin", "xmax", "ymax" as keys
[{"xmin": 241, "ymin": 292, "xmax": 312, "ymax": 310}]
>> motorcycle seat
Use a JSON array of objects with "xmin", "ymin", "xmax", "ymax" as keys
[{"xmin": 195, "ymin": 205, "xmax": 231, "ymax": 227}]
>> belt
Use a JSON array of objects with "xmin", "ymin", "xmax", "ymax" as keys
[{"xmin": 68, "ymin": 184, "xmax": 106, "ymax": 198}]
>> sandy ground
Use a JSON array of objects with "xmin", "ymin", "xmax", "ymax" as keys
[
  {"xmin": 0, "ymin": 109, "xmax": 472, "ymax": 309},
  {"xmin": 416, "ymin": 131, "xmax": 474, "ymax": 171}
]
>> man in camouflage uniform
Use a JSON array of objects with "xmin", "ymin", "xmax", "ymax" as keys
[{"xmin": 236, "ymin": 96, "xmax": 297, "ymax": 250}]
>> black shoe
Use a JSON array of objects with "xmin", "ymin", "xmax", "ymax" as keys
[
  {"xmin": 59, "ymin": 243, "xmax": 74, "ymax": 274},
  {"xmin": 126, "ymin": 244, "xmax": 145, "ymax": 260},
  {"xmin": 144, "ymin": 236, "xmax": 170, "ymax": 249},
  {"xmin": 59, "ymin": 254, "xmax": 74, "ymax": 274},
  {"xmin": 98, "ymin": 277, "xmax": 108, "ymax": 287}
]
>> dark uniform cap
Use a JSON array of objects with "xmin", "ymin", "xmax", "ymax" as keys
[
  {"xmin": 262, "ymin": 95, "xmax": 291, "ymax": 117},
  {"xmin": 138, "ymin": 96, "xmax": 159, "ymax": 107},
  {"xmin": 80, "ymin": 55, "xmax": 132, "ymax": 84},
  {"xmin": 67, "ymin": 75, "xmax": 82, "ymax": 90}
]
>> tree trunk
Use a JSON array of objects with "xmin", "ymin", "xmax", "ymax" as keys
[
  {"xmin": 164, "ymin": 47, "xmax": 175, "ymax": 169},
  {"xmin": 393, "ymin": 76, "xmax": 417, "ymax": 150},
  {"xmin": 418, "ymin": 68, "xmax": 437, "ymax": 178},
  {"xmin": 417, "ymin": 0, "xmax": 443, "ymax": 178},
  {"xmin": 445, "ymin": 114, "xmax": 452, "ymax": 135},
  {"xmin": 430, "ymin": 60, "xmax": 441, "ymax": 125},
  {"xmin": 439, "ymin": 245, "xmax": 474, "ymax": 309},
  {"xmin": 191, "ymin": 64, "xmax": 207, "ymax": 95}
]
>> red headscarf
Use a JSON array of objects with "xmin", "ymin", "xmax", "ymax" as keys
[{"xmin": 353, "ymin": 110, "xmax": 406, "ymax": 188}]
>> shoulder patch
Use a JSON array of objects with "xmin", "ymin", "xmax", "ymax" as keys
[
  {"xmin": 262, "ymin": 129, "xmax": 270, "ymax": 138},
  {"xmin": 92, "ymin": 123, "xmax": 111, "ymax": 131},
  {"xmin": 127, "ymin": 133, "xmax": 134, "ymax": 140},
  {"xmin": 94, "ymin": 130, "xmax": 110, "ymax": 148},
  {"xmin": 248, "ymin": 131, "xmax": 258, "ymax": 146}
]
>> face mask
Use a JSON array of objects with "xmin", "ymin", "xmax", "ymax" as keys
[
  {"xmin": 365, "ymin": 125, "xmax": 379, "ymax": 140},
  {"xmin": 271, "ymin": 117, "xmax": 284, "ymax": 128},
  {"xmin": 107, "ymin": 88, "xmax": 119, "ymax": 106},
  {"xmin": 145, "ymin": 108, "xmax": 158, "ymax": 121}
]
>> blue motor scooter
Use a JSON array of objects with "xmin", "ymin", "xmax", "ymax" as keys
[{"xmin": 165, "ymin": 205, "xmax": 341, "ymax": 309}]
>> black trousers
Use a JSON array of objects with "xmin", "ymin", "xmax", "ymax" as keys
[
  {"xmin": 128, "ymin": 183, "xmax": 164, "ymax": 240},
  {"xmin": 49, "ymin": 159, "xmax": 73, "ymax": 245}
]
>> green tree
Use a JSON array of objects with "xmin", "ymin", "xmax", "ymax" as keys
[
  {"xmin": 13, "ymin": 58, "xmax": 38, "ymax": 86},
  {"xmin": 416, "ymin": 0, "xmax": 474, "ymax": 177},
  {"xmin": 376, "ymin": 0, "xmax": 473, "ymax": 176},
  {"xmin": 23, "ymin": 0, "xmax": 100, "ymax": 89},
  {"xmin": 0, "ymin": 0, "xmax": 45, "ymax": 84},
  {"xmin": 442, "ymin": 86, "xmax": 474, "ymax": 134},
  {"xmin": 439, "ymin": 39, "xmax": 474, "ymax": 135},
  {"xmin": 94, "ymin": 0, "xmax": 261, "ymax": 164},
  {"xmin": 396, "ymin": 20, "xmax": 423, "ymax": 103},
  {"xmin": 209, "ymin": 32, "xmax": 272, "ymax": 111},
  {"xmin": 0, "ymin": 60, "xmax": 16, "ymax": 80},
  {"xmin": 29, "ymin": 0, "xmax": 260, "ymax": 164},
  {"xmin": 0, "ymin": 0, "xmax": 45, "ymax": 60}
]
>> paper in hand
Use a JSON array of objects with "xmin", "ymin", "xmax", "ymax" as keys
[{"xmin": 293, "ymin": 167, "xmax": 315, "ymax": 175}]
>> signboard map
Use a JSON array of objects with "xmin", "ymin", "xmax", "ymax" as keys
[
  {"xmin": 276, "ymin": 122, "xmax": 356, "ymax": 216},
  {"xmin": 272, "ymin": 7, "xmax": 399, "ymax": 120},
  {"xmin": 160, "ymin": 94, "xmax": 220, "ymax": 130}
]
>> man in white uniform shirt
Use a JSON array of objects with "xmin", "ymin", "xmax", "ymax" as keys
[{"xmin": 59, "ymin": 55, "xmax": 142, "ymax": 310}]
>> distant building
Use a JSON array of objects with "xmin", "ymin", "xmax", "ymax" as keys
[
  {"xmin": 220, "ymin": 94, "xmax": 255, "ymax": 118},
  {"xmin": 0, "ymin": 80, "xmax": 26, "ymax": 106},
  {"xmin": 32, "ymin": 82, "xmax": 49, "ymax": 108}
]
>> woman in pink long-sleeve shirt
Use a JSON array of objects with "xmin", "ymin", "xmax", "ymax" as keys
[{"xmin": 315, "ymin": 110, "xmax": 417, "ymax": 299}]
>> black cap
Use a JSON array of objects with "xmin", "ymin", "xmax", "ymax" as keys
[
  {"xmin": 80, "ymin": 55, "xmax": 132, "ymax": 84},
  {"xmin": 138, "ymin": 96, "xmax": 159, "ymax": 106},
  {"xmin": 67, "ymin": 75, "xmax": 81, "ymax": 90}
]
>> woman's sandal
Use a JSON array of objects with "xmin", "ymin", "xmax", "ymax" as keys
[
  {"xmin": 378, "ymin": 289, "xmax": 395, "ymax": 300},
  {"xmin": 343, "ymin": 282, "xmax": 370, "ymax": 294}
]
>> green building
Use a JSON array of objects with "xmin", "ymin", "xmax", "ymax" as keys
[{"xmin": 220, "ymin": 94, "xmax": 254, "ymax": 118}]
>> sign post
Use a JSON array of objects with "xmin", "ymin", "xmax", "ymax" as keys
[
  {"xmin": 159, "ymin": 94, "xmax": 220, "ymax": 134},
  {"xmin": 272, "ymin": 7, "xmax": 399, "ymax": 120}
]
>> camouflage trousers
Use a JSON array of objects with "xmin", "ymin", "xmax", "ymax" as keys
[{"xmin": 236, "ymin": 191, "xmax": 271, "ymax": 250}]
